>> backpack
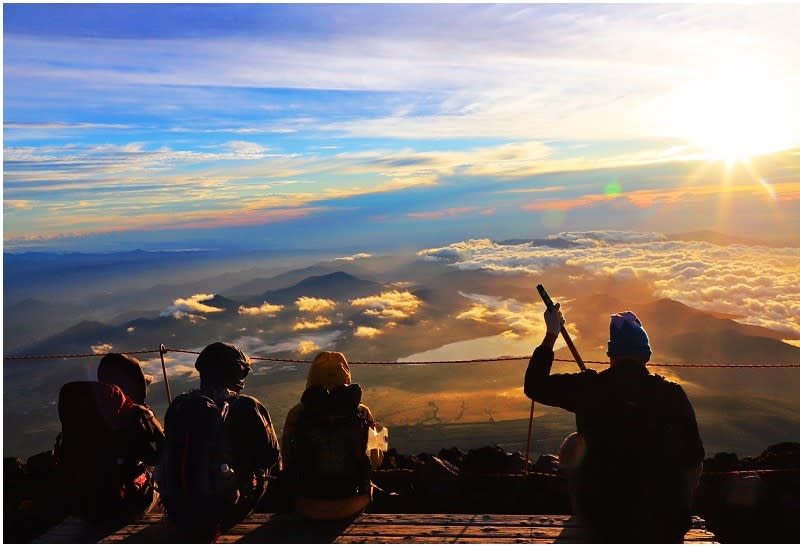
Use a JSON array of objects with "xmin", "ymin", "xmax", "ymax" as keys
[
  {"xmin": 294, "ymin": 383, "xmax": 371, "ymax": 499},
  {"xmin": 158, "ymin": 390, "xmax": 238, "ymax": 529},
  {"xmin": 55, "ymin": 381, "xmax": 150, "ymax": 521}
]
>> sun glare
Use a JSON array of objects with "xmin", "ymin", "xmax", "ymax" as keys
[{"xmin": 663, "ymin": 62, "xmax": 798, "ymax": 163}]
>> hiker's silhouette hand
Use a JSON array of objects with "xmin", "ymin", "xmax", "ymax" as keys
[{"xmin": 544, "ymin": 303, "xmax": 564, "ymax": 335}]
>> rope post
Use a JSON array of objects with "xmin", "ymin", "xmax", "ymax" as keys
[
  {"xmin": 159, "ymin": 344, "xmax": 173, "ymax": 405},
  {"xmin": 524, "ymin": 400, "xmax": 535, "ymax": 477}
]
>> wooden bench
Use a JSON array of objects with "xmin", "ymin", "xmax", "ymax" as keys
[{"xmin": 36, "ymin": 512, "xmax": 717, "ymax": 543}]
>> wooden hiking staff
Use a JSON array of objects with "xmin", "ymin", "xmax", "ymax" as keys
[
  {"xmin": 536, "ymin": 284, "xmax": 586, "ymax": 371},
  {"xmin": 524, "ymin": 284, "xmax": 587, "ymax": 475}
]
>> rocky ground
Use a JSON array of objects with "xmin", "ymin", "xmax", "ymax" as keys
[{"xmin": 5, "ymin": 442, "xmax": 799, "ymax": 543}]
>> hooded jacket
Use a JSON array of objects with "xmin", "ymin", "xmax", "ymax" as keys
[{"xmin": 281, "ymin": 351, "xmax": 383, "ymax": 520}]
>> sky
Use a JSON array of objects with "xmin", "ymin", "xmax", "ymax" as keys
[{"xmin": 3, "ymin": 3, "xmax": 800, "ymax": 252}]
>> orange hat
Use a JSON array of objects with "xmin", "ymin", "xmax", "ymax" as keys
[{"xmin": 306, "ymin": 351, "xmax": 352, "ymax": 388}]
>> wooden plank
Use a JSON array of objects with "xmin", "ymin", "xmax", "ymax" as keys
[
  {"xmin": 334, "ymin": 535, "xmax": 581, "ymax": 544},
  {"xmin": 355, "ymin": 514, "xmax": 578, "ymax": 527},
  {"xmin": 100, "ymin": 512, "xmax": 717, "ymax": 544},
  {"xmin": 337, "ymin": 524, "xmax": 582, "ymax": 539}
]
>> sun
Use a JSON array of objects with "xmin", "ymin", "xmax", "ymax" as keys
[{"xmin": 662, "ymin": 62, "xmax": 798, "ymax": 163}]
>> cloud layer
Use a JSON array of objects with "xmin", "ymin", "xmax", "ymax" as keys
[{"xmin": 420, "ymin": 231, "xmax": 800, "ymax": 336}]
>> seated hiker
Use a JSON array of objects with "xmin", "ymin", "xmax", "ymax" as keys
[
  {"xmin": 524, "ymin": 305, "xmax": 705, "ymax": 543},
  {"xmin": 281, "ymin": 351, "xmax": 385, "ymax": 521},
  {"xmin": 54, "ymin": 353, "xmax": 164, "ymax": 527},
  {"xmin": 158, "ymin": 342, "xmax": 281, "ymax": 540}
]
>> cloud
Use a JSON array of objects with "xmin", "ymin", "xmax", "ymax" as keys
[
  {"xmin": 298, "ymin": 340, "xmax": 321, "ymax": 355},
  {"xmin": 350, "ymin": 290, "xmax": 422, "ymax": 320},
  {"xmin": 522, "ymin": 182, "xmax": 800, "ymax": 213},
  {"xmin": 419, "ymin": 231, "xmax": 800, "ymax": 336},
  {"xmin": 141, "ymin": 354, "xmax": 198, "ymax": 382},
  {"xmin": 161, "ymin": 293, "xmax": 224, "ymax": 319},
  {"xmin": 238, "ymin": 301, "xmax": 284, "ymax": 316},
  {"xmin": 256, "ymin": 331, "xmax": 343, "ymax": 356},
  {"xmin": 293, "ymin": 315, "xmax": 333, "ymax": 331},
  {"xmin": 335, "ymin": 253, "xmax": 372, "ymax": 261},
  {"xmin": 296, "ymin": 296, "xmax": 336, "ymax": 312},
  {"xmin": 417, "ymin": 239, "xmax": 497, "ymax": 263},
  {"xmin": 456, "ymin": 293, "xmax": 547, "ymax": 336},
  {"xmin": 4, "ymin": 200, "xmax": 33, "ymax": 210},
  {"xmin": 408, "ymin": 207, "xmax": 477, "ymax": 220},
  {"xmin": 224, "ymin": 140, "xmax": 270, "ymax": 158},
  {"xmin": 91, "ymin": 343, "xmax": 113, "ymax": 354},
  {"xmin": 354, "ymin": 326, "xmax": 383, "ymax": 338}
]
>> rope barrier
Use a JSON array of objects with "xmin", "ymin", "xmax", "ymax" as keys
[{"xmin": 4, "ymin": 346, "xmax": 800, "ymax": 368}]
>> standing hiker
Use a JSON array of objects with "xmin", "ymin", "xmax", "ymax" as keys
[
  {"xmin": 281, "ymin": 351, "xmax": 385, "ymax": 520},
  {"xmin": 524, "ymin": 305, "xmax": 705, "ymax": 542},
  {"xmin": 55, "ymin": 353, "xmax": 164, "ymax": 527},
  {"xmin": 158, "ymin": 342, "xmax": 281, "ymax": 540}
]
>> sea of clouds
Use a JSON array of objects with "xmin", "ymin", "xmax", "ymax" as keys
[{"xmin": 419, "ymin": 231, "xmax": 800, "ymax": 339}]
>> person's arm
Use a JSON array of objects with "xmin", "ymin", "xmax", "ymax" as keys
[
  {"xmin": 674, "ymin": 386, "xmax": 705, "ymax": 468},
  {"xmin": 524, "ymin": 304, "xmax": 593, "ymax": 412},
  {"xmin": 281, "ymin": 404, "xmax": 302, "ymax": 471},
  {"xmin": 227, "ymin": 395, "xmax": 282, "ymax": 474},
  {"xmin": 672, "ymin": 385, "xmax": 705, "ymax": 507},
  {"xmin": 129, "ymin": 404, "xmax": 165, "ymax": 466}
]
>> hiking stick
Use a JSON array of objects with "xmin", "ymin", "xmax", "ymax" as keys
[
  {"xmin": 524, "ymin": 285, "xmax": 587, "ymax": 472},
  {"xmin": 159, "ymin": 344, "xmax": 173, "ymax": 405},
  {"xmin": 536, "ymin": 284, "xmax": 586, "ymax": 371}
]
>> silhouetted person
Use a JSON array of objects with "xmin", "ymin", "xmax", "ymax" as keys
[
  {"xmin": 158, "ymin": 342, "xmax": 281, "ymax": 540},
  {"xmin": 281, "ymin": 351, "xmax": 385, "ymax": 520},
  {"xmin": 525, "ymin": 305, "xmax": 704, "ymax": 543},
  {"xmin": 55, "ymin": 353, "xmax": 164, "ymax": 527}
]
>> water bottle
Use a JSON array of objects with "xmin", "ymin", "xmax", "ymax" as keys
[{"xmin": 366, "ymin": 426, "xmax": 389, "ymax": 455}]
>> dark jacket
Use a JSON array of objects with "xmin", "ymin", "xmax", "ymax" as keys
[
  {"xmin": 221, "ymin": 392, "xmax": 282, "ymax": 477},
  {"xmin": 55, "ymin": 381, "xmax": 164, "ymax": 523},
  {"xmin": 525, "ymin": 344, "xmax": 704, "ymax": 542}
]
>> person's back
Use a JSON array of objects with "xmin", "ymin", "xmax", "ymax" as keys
[
  {"xmin": 55, "ymin": 353, "xmax": 163, "ymax": 527},
  {"xmin": 158, "ymin": 342, "xmax": 281, "ymax": 540},
  {"xmin": 282, "ymin": 351, "xmax": 384, "ymax": 520},
  {"xmin": 525, "ymin": 308, "xmax": 704, "ymax": 542},
  {"xmin": 572, "ymin": 363, "xmax": 703, "ymax": 541}
]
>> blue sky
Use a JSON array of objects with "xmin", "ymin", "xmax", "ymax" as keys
[{"xmin": 4, "ymin": 3, "xmax": 800, "ymax": 252}]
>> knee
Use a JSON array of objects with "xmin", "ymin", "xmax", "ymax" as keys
[{"xmin": 558, "ymin": 432, "xmax": 585, "ymax": 471}]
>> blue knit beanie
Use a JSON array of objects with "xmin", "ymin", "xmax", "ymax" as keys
[{"xmin": 607, "ymin": 311, "xmax": 652, "ymax": 362}]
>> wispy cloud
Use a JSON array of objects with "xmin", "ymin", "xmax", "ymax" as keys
[
  {"xmin": 3, "ymin": 4, "xmax": 800, "ymax": 249},
  {"xmin": 456, "ymin": 293, "xmax": 548, "ymax": 337},
  {"xmin": 335, "ymin": 253, "xmax": 372, "ymax": 262}
]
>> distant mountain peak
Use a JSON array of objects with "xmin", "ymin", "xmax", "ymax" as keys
[{"xmin": 256, "ymin": 270, "xmax": 380, "ymax": 305}]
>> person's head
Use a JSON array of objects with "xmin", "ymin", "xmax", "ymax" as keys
[
  {"xmin": 606, "ymin": 311, "xmax": 652, "ymax": 366},
  {"xmin": 194, "ymin": 341, "xmax": 252, "ymax": 392},
  {"xmin": 306, "ymin": 351, "xmax": 351, "ymax": 389},
  {"xmin": 97, "ymin": 353, "xmax": 153, "ymax": 404}
]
